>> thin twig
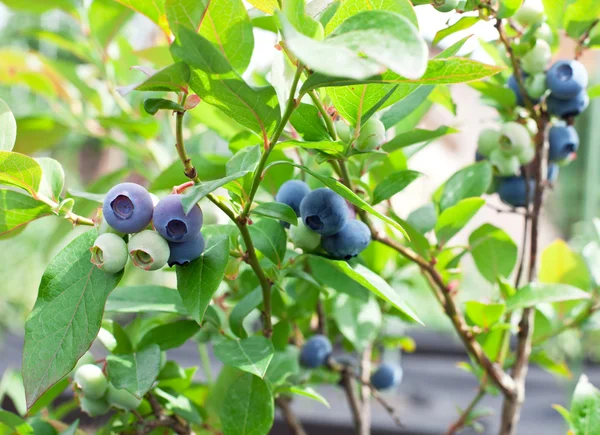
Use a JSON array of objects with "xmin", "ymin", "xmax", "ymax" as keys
[
  {"xmin": 276, "ymin": 397, "xmax": 307, "ymax": 435},
  {"xmin": 446, "ymin": 387, "xmax": 486, "ymax": 435},
  {"xmin": 575, "ymin": 19, "xmax": 599, "ymax": 59},
  {"xmin": 340, "ymin": 367, "xmax": 363, "ymax": 431},
  {"xmin": 358, "ymin": 346, "xmax": 372, "ymax": 435}
]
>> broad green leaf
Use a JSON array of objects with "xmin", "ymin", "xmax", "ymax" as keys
[
  {"xmin": 553, "ymin": 404, "xmax": 572, "ymax": 427},
  {"xmin": 247, "ymin": 0, "xmax": 278, "ymax": 13},
  {"xmin": 214, "ymin": 336, "xmax": 274, "ymax": 378},
  {"xmin": 13, "ymin": 117, "xmax": 69, "ymax": 154},
  {"xmin": 540, "ymin": 239, "xmax": 591, "ymax": 290},
  {"xmin": 251, "ymin": 202, "xmax": 298, "ymax": 226},
  {"xmin": 89, "ymin": 0, "xmax": 134, "ymax": 50},
  {"xmin": 176, "ymin": 236, "xmax": 230, "ymax": 324},
  {"xmin": 433, "ymin": 17, "xmax": 479, "ymax": 45},
  {"xmin": 181, "ymin": 171, "xmax": 250, "ymax": 214},
  {"xmin": 333, "ymin": 293, "xmax": 381, "ymax": 351},
  {"xmin": 542, "ymin": 0, "xmax": 568, "ymax": 30},
  {"xmin": 137, "ymin": 320, "xmax": 200, "ymax": 350},
  {"xmin": 380, "ymin": 86, "xmax": 434, "ymax": 128},
  {"xmin": 106, "ymin": 286, "xmax": 187, "ymax": 314},
  {"xmin": 383, "ymin": 126, "xmax": 459, "ymax": 153},
  {"xmin": 284, "ymin": 0, "xmax": 323, "ymax": 39},
  {"xmin": 497, "ymin": 0, "xmax": 523, "ymax": 18},
  {"xmin": 571, "ymin": 375, "xmax": 600, "ymax": 434},
  {"xmin": 278, "ymin": 385, "xmax": 330, "ymax": 408},
  {"xmin": 230, "ymin": 288, "xmax": 263, "ymax": 338},
  {"xmin": 0, "ymin": 98, "xmax": 16, "ymax": 151},
  {"xmin": 36, "ymin": 157, "xmax": 65, "ymax": 200},
  {"xmin": 155, "ymin": 388, "xmax": 203, "ymax": 425},
  {"xmin": 227, "ymin": 145, "xmax": 262, "ymax": 176},
  {"xmin": 282, "ymin": 11, "xmax": 427, "ymax": 80},
  {"xmin": 565, "ymin": 0, "xmax": 600, "ymax": 38},
  {"xmin": 301, "ymin": 58, "xmax": 504, "ymax": 94},
  {"xmin": 289, "ymin": 103, "xmax": 330, "ymax": 141},
  {"xmin": 171, "ymin": 28, "xmax": 280, "ymax": 143},
  {"xmin": 530, "ymin": 351, "xmax": 571, "ymax": 379},
  {"xmin": 588, "ymin": 84, "xmax": 600, "ymax": 99},
  {"xmin": 1, "ymin": 0, "xmax": 77, "ymax": 14},
  {"xmin": 220, "ymin": 373, "xmax": 274, "ymax": 435},
  {"xmin": 115, "ymin": 0, "xmax": 169, "ymax": 36},
  {"xmin": 143, "ymin": 98, "xmax": 184, "ymax": 115},
  {"xmin": 0, "ymin": 190, "xmax": 52, "ymax": 238},
  {"xmin": 406, "ymin": 202, "xmax": 437, "ymax": 234},
  {"xmin": 123, "ymin": 62, "xmax": 190, "ymax": 95},
  {"xmin": 372, "ymin": 170, "xmax": 421, "ymax": 204},
  {"xmin": 324, "ymin": 0, "xmax": 417, "ymax": 34},
  {"xmin": 165, "ymin": 0, "xmax": 208, "ymax": 35},
  {"xmin": 265, "ymin": 161, "xmax": 410, "ymax": 238},
  {"xmin": 247, "ymin": 219, "xmax": 287, "ymax": 267},
  {"xmin": 309, "ymin": 255, "xmax": 369, "ymax": 300},
  {"xmin": 0, "ymin": 410, "xmax": 33, "ymax": 435},
  {"xmin": 265, "ymin": 347, "xmax": 300, "ymax": 388},
  {"xmin": 99, "ymin": 320, "xmax": 133, "ymax": 354},
  {"xmin": 469, "ymin": 81, "xmax": 517, "ymax": 109},
  {"xmin": 465, "ymin": 301, "xmax": 505, "ymax": 328},
  {"xmin": 469, "ymin": 224, "xmax": 518, "ymax": 283},
  {"xmin": 435, "ymin": 162, "xmax": 492, "ymax": 211},
  {"xmin": 0, "ymin": 151, "xmax": 43, "ymax": 196},
  {"xmin": 107, "ymin": 345, "xmax": 161, "ymax": 398},
  {"xmin": 583, "ymin": 242, "xmax": 600, "ymax": 287},
  {"xmin": 22, "ymin": 230, "xmax": 123, "ymax": 408},
  {"xmin": 279, "ymin": 139, "xmax": 344, "ymax": 155},
  {"xmin": 506, "ymin": 283, "xmax": 591, "ymax": 311},
  {"xmin": 435, "ymin": 198, "xmax": 484, "ymax": 246}
]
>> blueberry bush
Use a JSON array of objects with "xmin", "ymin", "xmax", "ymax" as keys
[{"xmin": 1, "ymin": 0, "xmax": 600, "ymax": 434}]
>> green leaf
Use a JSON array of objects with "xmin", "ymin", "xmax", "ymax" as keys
[
  {"xmin": 89, "ymin": 0, "xmax": 133, "ymax": 50},
  {"xmin": 406, "ymin": 202, "xmax": 437, "ymax": 234},
  {"xmin": 181, "ymin": 172, "xmax": 250, "ymax": 214},
  {"xmin": 588, "ymin": 84, "xmax": 600, "ymax": 99},
  {"xmin": 278, "ymin": 385, "xmax": 330, "ymax": 408},
  {"xmin": 230, "ymin": 288, "xmax": 263, "ymax": 338},
  {"xmin": 497, "ymin": 0, "xmax": 523, "ymax": 18},
  {"xmin": 433, "ymin": 17, "xmax": 479, "ymax": 45},
  {"xmin": 0, "ymin": 410, "xmax": 33, "ymax": 435},
  {"xmin": 13, "ymin": 117, "xmax": 69, "ymax": 154},
  {"xmin": 469, "ymin": 224, "xmax": 518, "ymax": 283},
  {"xmin": 309, "ymin": 256, "xmax": 369, "ymax": 300},
  {"xmin": 115, "ymin": 0, "xmax": 169, "ymax": 36},
  {"xmin": 176, "ymin": 236, "xmax": 230, "ymax": 324},
  {"xmin": 505, "ymin": 283, "xmax": 591, "ymax": 311},
  {"xmin": 1, "ymin": 0, "xmax": 77, "ymax": 14},
  {"xmin": 165, "ymin": 0, "xmax": 208, "ymax": 35},
  {"xmin": 530, "ymin": 350, "xmax": 572, "ymax": 379},
  {"xmin": 542, "ymin": 0, "xmax": 568, "ymax": 30},
  {"xmin": 281, "ymin": 10, "xmax": 427, "ymax": 80},
  {"xmin": 251, "ymin": 202, "xmax": 298, "ymax": 226},
  {"xmin": 0, "ymin": 98, "xmax": 16, "ymax": 151},
  {"xmin": 220, "ymin": 373, "xmax": 274, "ymax": 435},
  {"xmin": 106, "ymin": 286, "xmax": 187, "ymax": 314},
  {"xmin": 227, "ymin": 145, "xmax": 262, "ymax": 176},
  {"xmin": 0, "ymin": 151, "xmax": 43, "ymax": 196},
  {"xmin": 383, "ymin": 126, "xmax": 458, "ymax": 153},
  {"xmin": 289, "ymin": 103, "xmax": 330, "ymax": 141},
  {"xmin": 540, "ymin": 239, "xmax": 591, "ymax": 290},
  {"xmin": 107, "ymin": 345, "xmax": 161, "ymax": 398},
  {"xmin": 36, "ymin": 157, "xmax": 65, "ymax": 200},
  {"xmin": 279, "ymin": 140, "xmax": 344, "ymax": 155},
  {"xmin": 0, "ymin": 190, "xmax": 52, "ymax": 238},
  {"xmin": 283, "ymin": 0, "xmax": 323, "ymax": 38},
  {"xmin": 143, "ymin": 98, "xmax": 184, "ymax": 115},
  {"xmin": 571, "ymin": 375, "xmax": 600, "ymax": 434},
  {"xmin": 465, "ymin": 301, "xmax": 506, "ymax": 328},
  {"xmin": 435, "ymin": 198, "xmax": 485, "ymax": 246},
  {"xmin": 265, "ymin": 347, "xmax": 300, "ymax": 388},
  {"xmin": 247, "ymin": 0, "xmax": 278, "ymax": 14},
  {"xmin": 247, "ymin": 219, "xmax": 287, "ymax": 267},
  {"xmin": 380, "ymin": 86, "xmax": 434, "ymax": 129},
  {"xmin": 324, "ymin": 0, "xmax": 417, "ymax": 34},
  {"xmin": 22, "ymin": 230, "xmax": 123, "ymax": 408},
  {"xmin": 333, "ymin": 293, "xmax": 381, "ymax": 351},
  {"xmin": 171, "ymin": 27, "xmax": 280, "ymax": 143},
  {"xmin": 125, "ymin": 62, "xmax": 190, "ymax": 94},
  {"xmin": 372, "ymin": 170, "xmax": 421, "ymax": 204},
  {"xmin": 565, "ymin": 0, "xmax": 600, "ymax": 38},
  {"xmin": 435, "ymin": 162, "xmax": 492, "ymax": 211},
  {"xmin": 214, "ymin": 336, "xmax": 274, "ymax": 378},
  {"xmin": 155, "ymin": 388, "xmax": 203, "ymax": 425},
  {"xmin": 137, "ymin": 320, "xmax": 200, "ymax": 350}
]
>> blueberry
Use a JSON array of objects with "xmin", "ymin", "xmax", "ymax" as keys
[
  {"xmin": 548, "ymin": 125, "xmax": 579, "ymax": 162},
  {"xmin": 525, "ymin": 73, "xmax": 547, "ymax": 100},
  {"xmin": 106, "ymin": 384, "xmax": 142, "ymax": 410},
  {"xmin": 153, "ymin": 194, "xmax": 203, "ymax": 243},
  {"xmin": 80, "ymin": 397, "xmax": 110, "ymax": 417},
  {"xmin": 289, "ymin": 221, "xmax": 321, "ymax": 251},
  {"xmin": 497, "ymin": 176, "xmax": 534, "ymax": 208},
  {"xmin": 475, "ymin": 151, "xmax": 487, "ymax": 162},
  {"xmin": 275, "ymin": 180, "xmax": 311, "ymax": 217},
  {"xmin": 90, "ymin": 233, "xmax": 128, "ymax": 274},
  {"xmin": 546, "ymin": 60, "xmax": 588, "ymax": 100},
  {"xmin": 499, "ymin": 122, "xmax": 532, "ymax": 155},
  {"xmin": 335, "ymin": 120, "xmax": 353, "ymax": 143},
  {"xmin": 547, "ymin": 90, "xmax": 589, "ymax": 118},
  {"xmin": 535, "ymin": 23, "xmax": 554, "ymax": 44},
  {"xmin": 433, "ymin": 0, "xmax": 459, "ymax": 13},
  {"xmin": 370, "ymin": 363, "xmax": 403, "ymax": 391},
  {"xmin": 477, "ymin": 128, "xmax": 501, "ymax": 157},
  {"xmin": 102, "ymin": 182, "xmax": 154, "ymax": 234},
  {"xmin": 521, "ymin": 40, "xmax": 551, "ymax": 74},
  {"xmin": 517, "ymin": 144, "xmax": 535, "ymax": 165},
  {"xmin": 322, "ymin": 220, "xmax": 371, "ymax": 260},
  {"xmin": 300, "ymin": 188, "xmax": 349, "ymax": 236},
  {"xmin": 490, "ymin": 149, "xmax": 520, "ymax": 176},
  {"xmin": 74, "ymin": 364, "xmax": 108, "ymax": 400},
  {"xmin": 356, "ymin": 118, "xmax": 385, "ymax": 152},
  {"xmin": 514, "ymin": 0, "xmax": 545, "ymax": 26},
  {"xmin": 508, "ymin": 74, "xmax": 541, "ymax": 107},
  {"xmin": 300, "ymin": 334, "xmax": 332, "ymax": 368},
  {"xmin": 168, "ymin": 232, "xmax": 205, "ymax": 267},
  {"xmin": 547, "ymin": 163, "xmax": 560, "ymax": 182},
  {"xmin": 128, "ymin": 230, "xmax": 170, "ymax": 271}
]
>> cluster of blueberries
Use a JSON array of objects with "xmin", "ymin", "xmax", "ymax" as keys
[
  {"xmin": 300, "ymin": 335, "xmax": 402, "ymax": 391},
  {"xmin": 91, "ymin": 182, "xmax": 205, "ymax": 273},
  {"xmin": 73, "ymin": 363, "xmax": 142, "ymax": 416},
  {"xmin": 275, "ymin": 180, "xmax": 371, "ymax": 260}
]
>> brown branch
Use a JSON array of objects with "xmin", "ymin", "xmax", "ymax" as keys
[
  {"xmin": 358, "ymin": 346, "xmax": 372, "ymax": 435},
  {"xmin": 575, "ymin": 19, "xmax": 599, "ymax": 59},
  {"xmin": 340, "ymin": 367, "xmax": 363, "ymax": 431},
  {"xmin": 276, "ymin": 397, "xmax": 307, "ymax": 435},
  {"xmin": 446, "ymin": 387, "xmax": 487, "ymax": 435}
]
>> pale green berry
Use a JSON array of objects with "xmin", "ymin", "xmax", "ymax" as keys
[
  {"xmin": 128, "ymin": 230, "xmax": 170, "ymax": 271},
  {"xmin": 335, "ymin": 120, "xmax": 353, "ymax": 144},
  {"xmin": 490, "ymin": 149, "xmax": 521, "ymax": 176},
  {"xmin": 499, "ymin": 122, "xmax": 532, "ymax": 155},
  {"xmin": 514, "ymin": 0, "xmax": 545, "ymax": 26},
  {"xmin": 477, "ymin": 128, "xmax": 501, "ymax": 156},
  {"xmin": 98, "ymin": 217, "xmax": 125, "ymax": 237},
  {"xmin": 517, "ymin": 144, "xmax": 535, "ymax": 164},
  {"xmin": 90, "ymin": 233, "xmax": 128, "ymax": 274},
  {"xmin": 74, "ymin": 364, "xmax": 108, "ymax": 400},
  {"xmin": 73, "ymin": 352, "xmax": 96, "ymax": 375},
  {"xmin": 525, "ymin": 118, "xmax": 538, "ymax": 136},
  {"xmin": 290, "ymin": 221, "xmax": 321, "ymax": 251},
  {"xmin": 80, "ymin": 397, "xmax": 110, "ymax": 417},
  {"xmin": 535, "ymin": 23, "xmax": 554, "ymax": 44},
  {"xmin": 525, "ymin": 73, "xmax": 547, "ymax": 99},
  {"xmin": 106, "ymin": 384, "xmax": 142, "ymax": 410},
  {"xmin": 356, "ymin": 118, "xmax": 385, "ymax": 152},
  {"xmin": 521, "ymin": 40, "xmax": 551, "ymax": 74},
  {"xmin": 432, "ymin": 0, "xmax": 459, "ymax": 13}
]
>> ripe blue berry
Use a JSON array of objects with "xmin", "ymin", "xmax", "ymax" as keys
[
  {"xmin": 102, "ymin": 183, "xmax": 154, "ymax": 234},
  {"xmin": 300, "ymin": 188, "xmax": 349, "ymax": 236},
  {"xmin": 153, "ymin": 194, "xmax": 203, "ymax": 243},
  {"xmin": 90, "ymin": 233, "xmax": 128, "ymax": 274},
  {"xmin": 128, "ymin": 230, "xmax": 170, "ymax": 271},
  {"xmin": 548, "ymin": 125, "xmax": 579, "ymax": 162},
  {"xmin": 497, "ymin": 176, "xmax": 534, "ymax": 208},
  {"xmin": 300, "ymin": 334, "xmax": 332, "ymax": 368},
  {"xmin": 168, "ymin": 232, "xmax": 205, "ymax": 267},
  {"xmin": 546, "ymin": 60, "xmax": 588, "ymax": 100},
  {"xmin": 74, "ymin": 364, "xmax": 108, "ymax": 400},
  {"xmin": 370, "ymin": 363, "xmax": 403, "ymax": 391},
  {"xmin": 321, "ymin": 220, "xmax": 371, "ymax": 260},
  {"xmin": 546, "ymin": 90, "xmax": 589, "ymax": 118},
  {"xmin": 276, "ymin": 180, "xmax": 311, "ymax": 217}
]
